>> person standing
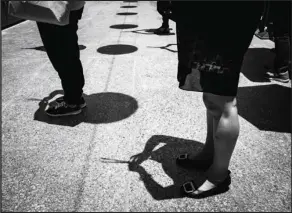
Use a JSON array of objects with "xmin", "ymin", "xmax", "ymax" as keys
[
  {"xmin": 172, "ymin": 1, "xmax": 263, "ymax": 198},
  {"xmin": 265, "ymin": 1, "xmax": 291, "ymax": 83},
  {"xmin": 153, "ymin": 1, "xmax": 172, "ymax": 35},
  {"xmin": 37, "ymin": 1, "xmax": 87, "ymax": 116}
]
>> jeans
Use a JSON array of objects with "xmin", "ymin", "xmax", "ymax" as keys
[
  {"xmin": 157, "ymin": 1, "xmax": 170, "ymax": 28},
  {"xmin": 270, "ymin": 1, "xmax": 291, "ymax": 72},
  {"xmin": 37, "ymin": 8, "xmax": 85, "ymax": 105}
]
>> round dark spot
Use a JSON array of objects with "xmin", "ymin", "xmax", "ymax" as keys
[
  {"xmin": 116, "ymin": 12, "xmax": 137, "ymax": 15},
  {"xmin": 121, "ymin": 6, "xmax": 137, "ymax": 8},
  {"xmin": 97, "ymin": 44, "xmax": 138, "ymax": 55},
  {"xmin": 78, "ymin": 45, "xmax": 86, "ymax": 50},
  {"xmin": 110, "ymin": 24, "xmax": 138, "ymax": 29}
]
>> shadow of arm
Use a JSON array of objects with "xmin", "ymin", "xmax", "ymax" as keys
[{"xmin": 129, "ymin": 164, "xmax": 181, "ymax": 200}]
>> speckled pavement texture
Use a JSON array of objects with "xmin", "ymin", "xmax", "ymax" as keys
[{"xmin": 2, "ymin": 1, "xmax": 291, "ymax": 212}]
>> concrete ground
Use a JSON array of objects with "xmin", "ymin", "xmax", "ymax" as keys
[{"xmin": 2, "ymin": 1, "xmax": 291, "ymax": 212}]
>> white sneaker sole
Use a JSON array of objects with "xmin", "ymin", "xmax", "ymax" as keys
[{"xmin": 267, "ymin": 77, "xmax": 290, "ymax": 83}]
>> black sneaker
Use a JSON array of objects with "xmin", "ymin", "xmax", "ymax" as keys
[
  {"xmin": 265, "ymin": 70, "xmax": 290, "ymax": 83},
  {"xmin": 153, "ymin": 26, "xmax": 170, "ymax": 35},
  {"xmin": 255, "ymin": 29, "xmax": 270, "ymax": 40},
  {"xmin": 46, "ymin": 100, "xmax": 82, "ymax": 117},
  {"xmin": 55, "ymin": 96, "xmax": 87, "ymax": 109}
]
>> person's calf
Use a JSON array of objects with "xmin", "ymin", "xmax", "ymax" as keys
[{"xmin": 202, "ymin": 93, "xmax": 239, "ymax": 173}]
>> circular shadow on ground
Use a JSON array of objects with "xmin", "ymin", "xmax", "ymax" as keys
[
  {"xmin": 110, "ymin": 24, "xmax": 138, "ymax": 29},
  {"xmin": 121, "ymin": 6, "xmax": 137, "ymax": 8},
  {"xmin": 97, "ymin": 44, "xmax": 138, "ymax": 55},
  {"xmin": 78, "ymin": 45, "xmax": 87, "ymax": 50},
  {"xmin": 33, "ymin": 90, "xmax": 139, "ymax": 127},
  {"xmin": 123, "ymin": 1, "xmax": 137, "ymax": 2},
  {"xmin": 116, "ymin": 12, "xmax": 137, "ymax": 15}
]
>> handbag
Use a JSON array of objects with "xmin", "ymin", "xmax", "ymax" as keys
[{"xmin": 8, "ymin": 1, "xmax": 70, "ymax": 26}]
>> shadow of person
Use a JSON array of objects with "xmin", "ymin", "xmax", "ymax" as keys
[
  {"xmin": 124, "ymin": 28, "xmax": 175, "ymax": 36},
  {"xmin": 147, "ymin": 44, "xmax": 177, "ymax": 53},
  {"xmin": 100, "ymin": 135, "xmax": 205, "ymax": 200},
  {"xmin": 22, "ymin": 45, "xmax": 87, "ymax": 52},
  {"xmin": 237, "ymin": 84, "xmax": 291, "ymax": 133},
  {"xmin": 32, "ymin": 90, "xmax": 138, "ymax": 127},
  {"xmin": 241, "ymin": 48, "xmax": 275, "ymax": 82}
]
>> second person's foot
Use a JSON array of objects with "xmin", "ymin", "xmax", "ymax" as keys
[
  {"xmin": 55, "ymin": 96, "xmax": 87, "ymax": 109},
  {"xmin": 265, "ymin": 70, "xmax": 290, "ymax": 83},
  {"xmin": 153, "ymin": 26, "xmax": 170, "ymax": 35},
  {"xmin": 46, "ymin": 100, "xmax": 82, "ymax": 117}
]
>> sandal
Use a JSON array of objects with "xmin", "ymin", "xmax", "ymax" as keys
[
  {"xmin": 182, "ymin": 170, "xmax": 231, "ymax": 199},
  {"xmin": 176, "ymin": 153, "xmax": 213, "ymax": 171}
]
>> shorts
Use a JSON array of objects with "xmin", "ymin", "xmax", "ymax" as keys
[{"xmin": 174, "ymin": 2, "xmax": 263, "ymax": 96}]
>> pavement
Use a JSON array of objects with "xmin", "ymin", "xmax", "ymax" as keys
[{"xmin": 1, "ymin": 1, "xmax": 291, "ymax": 212}]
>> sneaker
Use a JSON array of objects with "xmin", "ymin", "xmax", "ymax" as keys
[
  {"xmin": 255, "ymin": 30, "xmax": 270, "ymax": 40},
  {"xmin": 55, "ymin": 96, "xmax": 87, "ymax": 109},
  {"xmin": 153, "ymin": 26, "xmax": 170, "ymax": 35},
  {"xmin": 265, "ymin": 70, "xmax": 290, "ymax": 83},
  {"xmin": 46, "ymin": 100, "xmax": 82, "ymax": 117}
]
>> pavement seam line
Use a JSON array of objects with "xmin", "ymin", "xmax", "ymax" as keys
[
  {"xmin": 73, "ymin": 3, "xmax": 137, "ymax": 210},
  {"xmin": 103, "ymin": 2, "xmax": 135, "ymax": 92}
]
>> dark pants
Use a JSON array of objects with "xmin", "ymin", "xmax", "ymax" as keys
[
  {"xmin": 37, "ymin": 8, "xmax": 84, "ymax": 105},
  {"xmin": 157, "ymin": 1, "xmax": 170, "ymax": 28},
  {"xmin": 258, "ymin": 1, "xmax": 270, "ymax": 32},
  {"xmin": 270, "ymin": 1, "xmax": 291, "ymax": 73}
]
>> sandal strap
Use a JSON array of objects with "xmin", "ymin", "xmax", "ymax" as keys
[
  {"xmin": 178, "ymin": 153, "xmax": 188, "ymax": 160},
  {"xmin": 183, "ymin": 181, "xmax": 196, "ymax": 193}
]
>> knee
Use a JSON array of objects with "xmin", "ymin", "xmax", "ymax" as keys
[
  {"xmin": 203, "ymin": 93, "xmax": 222, "ymax": 118},
  {"xmin": 203, "ymin": 93, "xmax": 238, "ymax": 118}
]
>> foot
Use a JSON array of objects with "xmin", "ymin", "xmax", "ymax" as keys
[
  {"xmin": 255, "ymin": 29, "xmax": 270, "ymax": 40},
  {"xmin": 176, "ymin": 153, "xmax": 213, "ymax": 171},
  {"xmin": 46, "ymin": 99, "xmax": 82, "ymax": 117},
  {"xmin": 153, "ymin": 26, "xmax": 170, "ymax": 35},
  {"xmin": 265, "ymin": 70, "xmax": 290, "ymax": 83},
  {"xmin": 182, "ymin": 170, "xmax": 231, "ymax": 199},
  {"xmin": 55, "ymin": 96, "xmax": 87, "ymax": 109}
]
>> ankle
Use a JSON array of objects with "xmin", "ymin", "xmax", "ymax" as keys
[
  {"xmin": 195, "ymin": 149, "xmax": 213, "ymax": 160},
  {"xmin": 206, "ymin": 167, "xmax": 230, "ymax": 184}
]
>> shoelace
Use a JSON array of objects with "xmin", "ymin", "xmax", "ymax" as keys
[{"xmin": 54, "ymin": 101, "xmax": 68, "ymax": 109}]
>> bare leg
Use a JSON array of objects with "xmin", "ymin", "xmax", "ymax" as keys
[
  {"xmin": 189, "ymin": 110, "xmax": 215, "ymax": 161},
  {"xmin": 194, "ymin": 93, "xmax": 239, "ymax": 193},
  {"xmin": 189, "ymin": 94, "xmax": 220, "ymax": 161}
]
